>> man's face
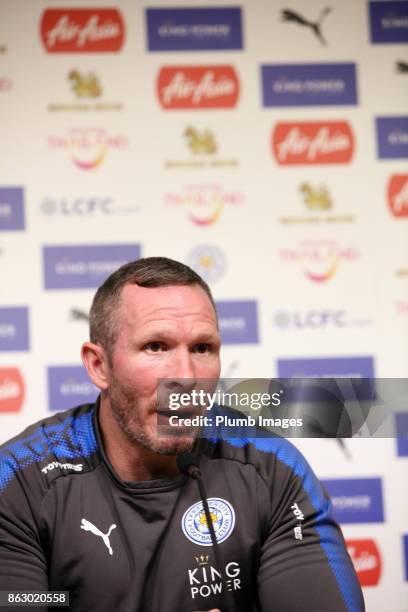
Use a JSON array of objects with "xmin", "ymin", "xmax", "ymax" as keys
[{"xmin": 106, "ymin": 283, "xmax": 221, "ymax": 455}]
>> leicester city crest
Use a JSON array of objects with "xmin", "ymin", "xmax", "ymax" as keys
[{"xmin": 181, "ymin": 498, "xmax": 235, "ymax": 546}]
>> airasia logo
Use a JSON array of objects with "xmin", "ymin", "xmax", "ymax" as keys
[
  {"xmin": 40, "ymin": 9, "xmax": 125, "ymax": 52},
  {"xmin": 0, "ymin": 368, "xmax": 24, "ymax": 412},
  {"xmin": 347, "ymin": 539, "xmax": 381, "ymax": 587},
  {"xmin": 0, "ymin": 77, "xmax": 12, "ymax": 91},
  {"xmin": 157, "ymin": 66, "xmax": 239, "ymax": 109},
  {"xmin": 272, "ymin": 121, "xmax": 354, "ymax": 165},
  {"xmin": 388, "ymin": 175, "xmax": 408, "ymax": 218}
]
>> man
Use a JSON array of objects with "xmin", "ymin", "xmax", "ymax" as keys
[{"xmin": 0, "ymin": 257, "xmax": 364, "ymax": 611}]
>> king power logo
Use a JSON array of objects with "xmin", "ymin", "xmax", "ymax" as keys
[
  {"xmin": 0, "ymin": 307, "xmax": 30, "ymax": 351},
  {"xmin": 369, "ymin": 1, "xmax": 408, "ymax": 44},
  {"xmin": 40, "ymin": 9, "xmax": 125, "ymax": 53},
  {"xmin": 146, "ymin": 7, "xmax": 243, "ymax": 51},
  {"xmin": 157, "ymin": 66, "xmax": 239, "ymax": 109},
  {"xmin": 188, "ymin": 555, "xmax": 242, "ymax": 601},
  {"xmin": 272, "ymin": 121, "xmax": 354, "ymax": 165},
  {"xmin": 388, "ymin": 174, "xmax": 408, "ymax": 217}
]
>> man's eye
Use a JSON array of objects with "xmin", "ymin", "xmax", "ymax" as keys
[
  {"xmin": 145, "ymin": 342, "xmax": 167, "ymax": 352},
  {"xmin": 194, "ymin": 343, "xmax": 211, "ymax": 354}
]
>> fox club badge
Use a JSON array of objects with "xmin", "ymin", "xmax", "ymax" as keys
[{"xmin": 182, "ymin": 498, "xmax": 235, "ymax": 546}]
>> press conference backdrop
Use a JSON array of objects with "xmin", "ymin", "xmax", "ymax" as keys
[{"xmin": 1, "ymin": 0, "xmax": 407, "ymax": 609}]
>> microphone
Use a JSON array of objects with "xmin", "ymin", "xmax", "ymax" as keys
[
  {"xmin": 176, "ymin": 452, "xmax": 201, "ymax": 479},
  {"xmin": 177, "ymin": 453, "xmax": 236, "ymax": 612}
]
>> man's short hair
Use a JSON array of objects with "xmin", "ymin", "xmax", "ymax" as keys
[{"xmin": 89, "ymin": 256, "xmax": 216, "ymax": 359}]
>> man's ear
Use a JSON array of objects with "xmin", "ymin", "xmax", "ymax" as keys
[{"xmin": 81, "ymin": 342, "xmax": 110, "ymax": 391}]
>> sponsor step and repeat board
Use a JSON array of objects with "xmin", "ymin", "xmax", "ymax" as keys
[{"xmin": 1, "ymin": 1, "xmax": 408, "ymax": 609}]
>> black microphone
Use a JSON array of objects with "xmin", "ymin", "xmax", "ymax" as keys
[
  {"xmin": 177, "ymin": 453, "xmax": 236, "ymax": 612},
  {"xmin": 177, "ymin": 451, "xmax": 201, "ymax": 479}
]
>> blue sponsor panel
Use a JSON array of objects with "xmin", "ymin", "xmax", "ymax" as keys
[
  {"xmin": 396, "ymin": 412, "xmax": 408, "ymax": 456},
  {"xmin": 0, "ymin": 187, "xmax": 25, "ymax": 230},
  {"xmin": 277, "ymin": 356, "xmax": 375, "ymax": 378},
  {"xmin": 376, "ymin": 116, "xmax": 408, "ymax": 159},
  {"xmin": 0, "ymin": 307, "xmax": 29, "ymax": 351},
  {"xmin": 216, "ymin": 300, "xmax": 259, "ymax": 344},
  {"xmin": 369, "ymin": 1, "xmax": 408, "ymax": 43},
  {"xmin": 261, "ymin": 63, "xmax": 358, "ymax": 107},
  {"xmin": 404, "ymin": 535, "xmax": 408, "ymax": 581},
  {"xmin": 43, "ymin": 244, "xmax": 141, "ymax": 289},
  {"xmin": 48, "ymin": 365, "xmax": 99, "ymax": 411},
  {"xmin": 277, "ymin": 356, "xmax": 375, "ymax": 401},
  {"xmin": 146, "ymin": 7, "xmax": 243, "ymax": 51},
  {"xmin": 321, "ymin": 477, "xmax": 384, "ymax": 524}
]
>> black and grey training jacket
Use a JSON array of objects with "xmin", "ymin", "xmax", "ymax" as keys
[{"xmin": 0, "ymin": 400, "xmax": 365, "ymax": 612}]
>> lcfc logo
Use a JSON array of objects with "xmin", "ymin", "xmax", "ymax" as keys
[{"xmin": 182, "ymin": 498, "xmax": 235, "ymax": 546}]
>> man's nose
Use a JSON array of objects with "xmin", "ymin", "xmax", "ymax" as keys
[{"xmin": 167, "ymin": 349, "xmax": 197, "ymax": 391}]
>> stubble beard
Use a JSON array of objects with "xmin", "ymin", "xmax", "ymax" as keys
[{"xmin": 108, "ymin": 375, "xmax": 197, "ymax": 456}]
